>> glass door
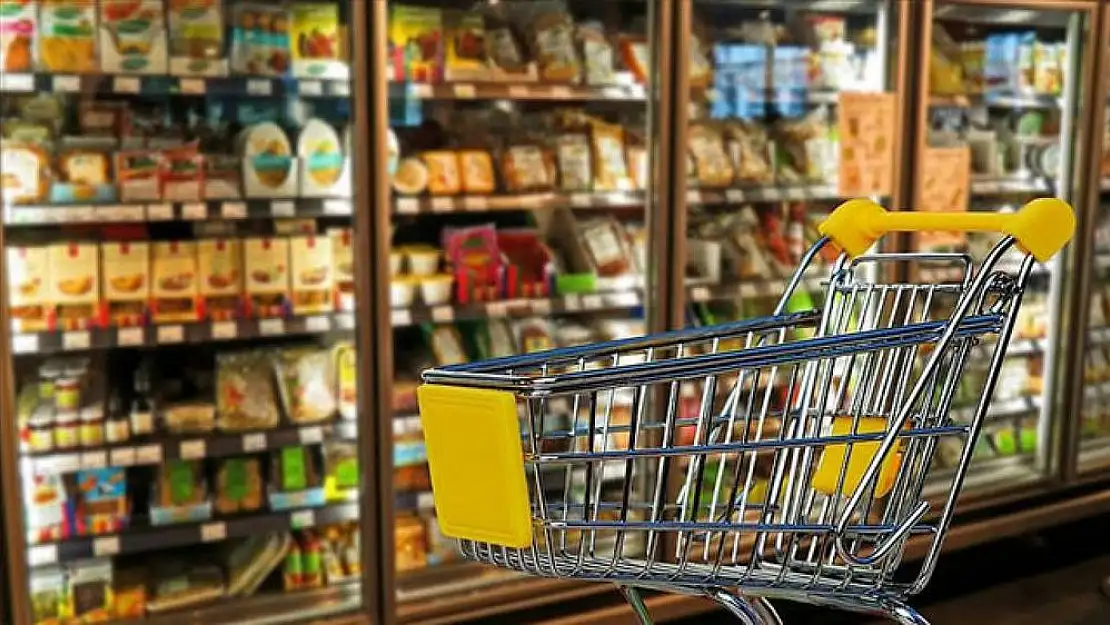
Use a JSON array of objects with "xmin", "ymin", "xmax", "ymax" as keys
[
  {"xmin": 0, "ymin": 1, "xmax": 371, "ymax": 624},
  {"xmin": 916, "ymin": 1, "xmax": 1094, "ymax": 496},
  {"xmin": 379, "ymin": 0, "xmax": 666, "ymax": 620}
]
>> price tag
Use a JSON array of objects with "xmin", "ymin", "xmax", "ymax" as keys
[
  {"xmin": 136, "ymin": 444, "xmax": 163, "ymax": 465},
  {"xmin": 390, "ymin": 309, "xmax": 412, "ymax": 326},
  {"xmin": 179, "ymin": 78, "xmax": 206, "ymax": 94},
  {"xmin": 395, "ymin": 198, "xmax": 419, "ymax": 214},
  {"xmin": 180, "ymin": 440, "xmax": 206, "ymax": 460},
  {"xmin": 117, "ymin": 327, "xmax": 144, "ymax": 346},
  {"xmin": 53, "ymin": 75, "xmax": 81, "ymax": 92},
  {"xmin": 610, "ymin": 292, "xmax": 640, "ymax": 307},
  {"xmin": 12, "ymin": 334, "xmax": 39, "ymax": 354},
  {"xmin": 93, "ymin": 536, "xmax": 120, "ymax": 557},
  {"xmin": 417, "ymin": 492, "xmax": 436, "ymax": 509},
  {"xmin": 110, "ymin": 447, "xmax": 137, "ymax": 467},
  {"xmin": 113, "ymin": 76, "xmax": 141, "ymax": 94},
  {"xmin": 462, "ymin": 196, "xmax": 488, "ymax": 211},
  {"xmin": 430, "ymin": 197, "xmax": 455, "ymax": 213},
  {"xmin": 299, "ymin": 426, "xmax": 324, "ymax": 445},
  {"xmin": 52, "ymin": 454, "xmax": 81, "ymax": 474},
  {"xmin": 63, "ymin": 331, "xmax": 91, "ymax": 351},
  {"xmin": 305, "ymin": 315, "xmax": 331, "ymax": 332},
  {"xmin": 182, "ymin": 202, "xmax": 207, "ymax": 220},
  {"xmin": 531, "ymin": 299, "xmax": 552, "ymax": 315},
  {"xmin": 431, "ymin": 306, "xmax": 454, "ymax": 323},
  {"xmin": 157, "ymin": 325, "xmax": 184, "ymax": 344},
  {"xmin": 96, "ymin": 205, "xmax": 144, "ymax": 222},
  {"xmin": 486, "ymin": 302, "xmax": 508, "ymax": 317},
  {"xmin": 563, "ymin": 294, "xmax": 582, "ymax": 311},
  {"xmin": 412, "ymin": 83, "xmax": 433, "ymax": 98},
  {"xmin": 242, "ymin": 433, "xmax": 267, "ymax": 452},
  {"xmin": 271, "ymin": 200, "xmax": 296, "ymax": 217},
  {"xmin": 453, "ymin": 83, "xmax": 476, "ymax": 99},
  {"xmin": 551, "ymin": 86, "xmax": 572, "ymax": 99},
  {"xmin": 0, "ymin": 73, "xmax": 33, "ymax": 91},
  {"xmin": 291, "ymin": 509, "xmax": 316, "ymax": 529},
  {"xmin": 785, "ymin": 187, "xmax": 805, "ymax": 200},
  {"xmin": 147, "ymin": 203, "xmax": 174, "ymax": 221},
  {"xmin": 686, "ymin": 189, "xmax": 703, "ymax": 204},
  {"xmin": 259, "ymin": 318, "xmax": 285, "ymax": 336},
  {"xmin": 583, "ymin": 295, "xmax": 603, "ymax": 309},
  {"xmin": 725, "ymin": 189, "xmax": 745, "ymax": 203},
  {"xmin": 300, "ymin": 80, "xmax": 324, "ymax": 96},
  {"xmin": 331, "ymin": 81, "xmax": 351, "ymax": 97},
  {"xmin": 691, "ymin": 287, "xmax": 711, "ymax": 302},
  {"xmin": 324, "ymin": 200, "xmax": 350, "ymax": 215},
  {"xmin": 508, "ymin": 85, "xmax": 530, "ymax": 98},
  {"xmin": 81, "ymin": 451, "xmax": 107, "ymax": 469},
  {"xmin": 247, "ymin": 79, "xmax": 272, "ymax": 96},
  {"xmin": 570, "ymin": 193, "xmax": 592, "ymax": 208},
  {"xmin": 221, "ymin": 202, "xmax": 247, "ymax": 219},
  {"xmin": 28, "ymin": 545, "xmax": 58, "ymax": 567},
  {"xmin": 201, "ymin": 522, "xmax": 227, "ymax": 543},
  {"xmin": 211, "ymin": 321, "xmax": 238, "ymax": 340}
]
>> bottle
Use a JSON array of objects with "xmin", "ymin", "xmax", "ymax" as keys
[{"xmin": 130, "ymin": 365, "xmax": 155, "ymax": 437}]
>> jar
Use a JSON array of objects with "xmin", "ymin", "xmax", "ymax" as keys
[
  {"xmin": 27, "ymin": 406, "xmax": 54, "ymax": 453},
  {"xmin": 105, "ymin": 417, "xmax": 130, "ymax": 444},
  {"xmin": 55, "ymin": 377, "xmax": 81, "ymax": 412},
  {"xmin": 79, "ymin": 406, "xmax": 104, "ymax": 447},
  {"xmin": 54, "ymin": 412, "xmax": 79, "ymax": 449},
  {"xmin": 38, "ymin": 362, "xmax": 62, "ymax": 403}
]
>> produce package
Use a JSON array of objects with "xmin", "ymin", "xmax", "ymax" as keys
[
  {"xmin": 444, "ymin": 9, "xmax": 488, "ymax": 81},
  {"xmin": 230, "ymin": 3, "xmax": 290, "ymax": 76},
  {"xmin": 30, "ymin": 566, "xmax": 66, "ymax": 625},
  {"xmin": 388, "ymin": 4, "xmax": 443, "ymax": 82},
  {"xmin": 275, "ymin": 347, "xmax": 337, "ymax": 424},
  {"xmin": 217, "ymin": 350, "xmax": 280, "ymax": 431},
  {"xmin": 270, "ymin": 446, "xmax": 325, "ymax": 509},
  {"xmin": 290, "ymin": 3, "xmax": 345, "ymax": 79},
  {"xmin": 323, "ymin": 441, "xmax": 359, "ymax": 500},
  {"xmin": 333, "ymin": 340, "xmax": 358, "ymax": 419},
  {"xmin": 151, "ymin": 460, "xmax": 211, "ymax": 525},
  {"xmin": 214, "ymin": 457, "xmax": 264, "ymax": 515},
  {"xmin": 528, "ymin": 9, "xmax": 579, "ymax": 83},
  {"xmin": 168, "ymin": 0, "xmax": 227, "ymax": 76},
  {"xmin": 98, "ymin": 0, "xmax": 168, "ymax": 74}
]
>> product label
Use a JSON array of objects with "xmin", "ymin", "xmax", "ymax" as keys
[{"xmin": 282, "ymin": 447, "xmax": 307, "ymax": 491}]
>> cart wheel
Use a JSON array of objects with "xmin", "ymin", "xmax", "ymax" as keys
[
  {"xmin": 617, "ymin": 585, "xmax": 653, "ymax": 625},
  {"xmin": 708, "ymin": 589, "xmax": 782, "ymax": 625}
]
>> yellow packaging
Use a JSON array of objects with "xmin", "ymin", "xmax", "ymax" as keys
[
  {"xmin": 244, "ymin": 237, "xmax": 289, "ymax": 318},
  {"xmin": 290, "ymin": 235, "xmax": 333, "ymax": 316},
  {"xmin": 39, "ymin": 1, "xmax": 97, "ymax": 73},
  {"xmin": 328, "ymin": 228, "xmax": 354, "ymax": 311},
  {"xmin": 151, "ymin": 241, "xmax": 199, "ymax": 323},
  {"xmin": 101, "ymin": 242, "xmax": 150, "ymax": 327},
  {"xmin": 7, "ymin": 246, "xmax": 51, "ymax": 332},
  {"xmin": 197, "ymin": 239, "xmax": 242, "ymax": 321},
  {"xmin": 49, "ymin": 242, "xmax": 100, "ymax": 330},
  {"xmin": 290, "ymin": 3, "xmax": 346, "ymax": 79}
]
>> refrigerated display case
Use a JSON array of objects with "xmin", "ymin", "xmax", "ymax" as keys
[
  {"xmin": 370, "ymin": 0, "xmax": 673, "ymax": 621},
  {"xmin": 0, "ymin": 2, "xmax": 376, "ymax": 624},
  {"xmin": 913, "ymin": 1, "xmax": 1097, "ymax": 499}
]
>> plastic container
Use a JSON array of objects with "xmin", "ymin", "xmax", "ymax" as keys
[
  {"xmin": 389, "ymin": 252, "xmax": 405, "ymax": 276},
  {"xmin": 419, "ymin": 275, "xmax": 454, "ymax": 305},
  {"xmin": 38, "ymin": 361, "xmax": 62, "ymax": 402},
  {"xmin": 390, "ymin": 279, "xmax": 416, "ymax": 308},
  {"xmin": 406, "ymin": 248, "xmax": 440, "ymax": 276}
]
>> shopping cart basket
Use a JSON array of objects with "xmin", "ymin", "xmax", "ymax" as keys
[{"xmin": 416, "ymin": 198, "xmax": 1075, "ymax": 625}]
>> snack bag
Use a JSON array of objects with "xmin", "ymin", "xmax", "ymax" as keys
[
  {"xmin": 39, "ymin": 1, "xmax": 97, "ymax": 73},
  {"xmin": 291, "ymin": 3, "xmax": 345, "ymax": 79},
  {"xmin": 0, "ymin": 0, "xmax": 36, "ymax": 72}
]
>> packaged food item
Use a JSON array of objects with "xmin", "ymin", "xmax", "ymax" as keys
[
  {"xmin": 444, "ymin": 9, "xmax": 488, "ymax": 81},
  {"xmin": 240, "ymin": 122, "xmax": 296, "ymax": 197},
  {"xmin": 395, "ymin": 515, "xmax": 427, "ymax": 572},
  {"xmin": 146, "ymin": 564, "xmax": 225, "ymax": 613},
  {"xmin": 151, "ymin": 241, "xmax": 198, "ymax": 323},
  {"xmin": 26, "ymin": 473, "xmax": 68, "ymax": 544},
  {"xmin": 39, "ymin": 1, "xmax": 97, "ymax": 73},
  {"xmin": 68, "ymin": 558, "xmax": 114, "ymax": 623},
  {"xmin": 428, "ymin": 325, "xmax": 467, "ymax": 366},
  {"xmin": 392, "ymin": 157, "xmax": 429, "ymax": 196},
  {"xmin": 226, "ymin": 532, "xmax": 290, "ymax": 596},
  {"xmin": 422, "ymin": 150, "xmax": 462, "ymax": 195},
  {"xmin": 553, "ymin": 134, "xmax": 591, "ymax": 191},
  {"xmin": 54, "ymin": 409, "xmax": 78, "ymax": 449},
  {"xmin": 8, "ymin": 246, "xmax": 50, "ymax": 331},
  {"xmin": 270, "ymin": 446, "xmax": 323, "ymax": 508},
  {"xmin": 116, "ymin": 150, "xmax": 163, "ymax": 201},
  {"xmin": 515, "ymin": 318, "xmax": 555, "ymax": 354},
  {"xmin": 204, "ymin": 153, "xmax": 242, "ymax": 199},
  {"xmin": 113, "ymin": 567, "xmax": 148, "ymax": 619},
  {"xmin": 529, "ymin": 10, "xmax": 579, "ymax": 83},
  {"xmin": 51, "ymin": 149, "xmax": 114, "ymax": 204},
  {"xmin": 75, "ymin": 467, "xmax": 128, "ymax": 535},
  {"xmin": 485, "ymin": 319, "xmax": 516, "ymax": 358},
  {"xmin": 101, "ymin": 242, "xmax": 149, "ymax": 328},
  {"xmin": 214, "ymin": 457, "xmax": 264, "ymax": 514},
  {"xmin": 30, "ymin": 566, "xmax": 66, "ymax": 625},
  {"xmin": 419, "ymin": 275, "xmax": 453, "ymax": 306},
  {"xmin": 298, "ymin": 531, "xmax": 324, "ymax": 588},
  {"xmin": 153, "ymin": 459, "xmax": 208, "ymax": 518},
  {"xmin": 329, "ymin": 228, "xmax": 354, "ymax": 311},
  {"xmin": 577, "ymin": 22, "xmax": 613, "ymax": 86},
  {"xmin": 502, "ymin": 143, "xmax": 553, "ymax": 192},
  {"xmin": 291, "ymin": 3, "xmax": 345, "ymax": 79},
  {"xmin": 230, "ymin": 3, "xmax": 290, "ymax": 76},
  {"xmin": 591, "ymin": 122, "xmax": 632, "ymax": 191},
  {"xmin": 98, "ymin": 0, "xmax": 167, "ymax": 73},
  {"xmin": 724, "ymin": 122, "xmax": 773, "ymax": 184},
  {"xmin": 243, "ymin": 237, "xmax": 289, "ymax": 318},
  {"xmin": 0, "ymin": 0, "xmax": 35, "ymax": 72},
  {"xmin": 49, "ymin": 243, "xmax": 101, "ymax": 330},
  {"xmin": 1, "ymin": 141, "xmax": 48, "ymax": 203},
  {"xmin": 81, "ymin": 408, "xmax": 102, "ymax": 448},
  {"xmin": 387, "ymin": 4, "xmax": 443, "ymax": 82},
  {"xmin": 217, "ymin": 350, "xmax": 280, "ymax": 431},
  {"xmin": 197, "ymin": 238, "xmax": 241, "ymax": 321},
  {"xmin": 443, "ymin": 224, "xmax": 502, "ymax": 302},
  {"xmin": 161, "ymin": 143, "xmax": 204, "ymax": 201},
  {"xmin": 288, "ymin": 235, "xmax": 333, "ymax": 316},
  {"xmin": 161, "ymin": 402, "xmax": 215, "ymax": 434},
  {"xmin": 458, "ymin": 150, "xmax": 495, "ymax": 195},
  {"xmin": 168, "ymin": 0, "xmax": 227, "ymax": 76},
  {"xmin": 619, "ymin": 36, "xmax": 649, "ymax": 84},
  {"xmin": 283, "ymin": 537, "xmax": 303, "ymax": 590},
  {"xmin": 299, "ymin": 118, "xmax": 347, "ymax": 197},
  {"xmin": 275, "ymin": 347, "xmax": 336, "ymax": 424},
  {"xmin": 578, "ymin": 217, "xmax": 633, "ymax": 277},
  {"xmin": 323, "ymin": 442, "xmax": 359, "ymax": 499},
  {"xmin": 688, "ymin": 123, "xmax": 734, "ymax": 188},
  {"xmin": 333, "ymin": 340, "xmax": 356, "ymax": 420}
]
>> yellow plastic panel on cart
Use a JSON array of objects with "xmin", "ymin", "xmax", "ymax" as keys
[
  {"xmin": 417, "ymin": 385, "xmax": 533, "ymax": 548},
  {"xmin": 812, "ymin": 416, "xmax": 903, "ymax": 499}
]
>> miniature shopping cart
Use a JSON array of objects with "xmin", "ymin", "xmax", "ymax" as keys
[{"xmin": 416, "ymin": 198, "xmax": 1075, "ymax": 625}]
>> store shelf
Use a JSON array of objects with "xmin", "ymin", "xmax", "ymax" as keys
[
  {"xmin": 0, "ymin": 72, "xmax": 350, "ymax": 98},
  {"xmin": 26, "ymin": 421, "xmax": 358, "ymax": 476},
  {"xmin": 393, "ymin": 191, "xmax": 645, "ymax": 215},
  {"xmin": 686, "ymin": 277, "xmax": 826, "ymax": 304},
  {"xmin": 3, "ymin": 198, "xmax": 353, "ymax": 227},
  {"xmin": 929, "ymin": 92, "xmax": 1062, "ymax": 109},
  {"xmin": 390, "ymin": 292, "xmax": 643, "ymax": 327},
  {"xmin": 389, "ymin": 81, "xmax": 647, "ymax": 102},
  {"xmin": 10, "ymin": 313, "xmax": 356, "ymax": 356},
  {"xmin": 26, "ymin": 502, "xmax": 359, "ymax": 567},
  {"xmin": 952, "ymin": 395, "xmax": 1041, "ymax": 423},
  {"xmin": 970, "ymin": 175, "xmax": 1049, "ymax": 195},
  {"xmin": 686, "ymin": 184, "xmax": 842, "ymax": 206}
]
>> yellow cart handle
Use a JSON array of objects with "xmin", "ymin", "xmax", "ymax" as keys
[{"xmin": 819, "ymin": 197, "xmax": 1076, "ymax": 262}]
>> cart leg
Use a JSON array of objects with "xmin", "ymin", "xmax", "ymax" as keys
[
  {"xmin": 617, "ymin": 585, "xmax": 653, "ymax": 625},
  {"xmin": 708, "ymin": 589, "xmax": 781, "ymax": 625}
]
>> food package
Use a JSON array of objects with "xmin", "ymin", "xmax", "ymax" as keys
[
  {"xmin": 428, "ymin": 325, "xmax": 468, "ymax": 366},
  {"xmin": 101, "ymin": 242, "xmax": 150, "ymax": 327},
  {"xmin": 75, "ymin": 467, "xmax": 128, "ymax": 535},
  {"xmin": 275, "ymin": 347, "xmax": 337, "ymax": 424},
  {"xmin": 98, "ymin": 0, "xmax": 167, "ymax": 74},
  {"xmin": 240, "ymin": 122, "xmax": 297, "ymax": 197},
  {"xmin": 243, "ymin": 237, "xmax": 289, "ymax": 318},
  {"xmin": 117, "ymin": 150, "xmax": 163, "ymax": 202},
  {"xmin": 577, "ymin": 217, "xmax": 633, "ymax": 277},
  {"xmin": 392, "ymin": 157, "xmax": 429, "ymax": 196},
  {"xmin": 39, "ymin": 1, "xmax": 97, "ymax": 73},
  {"xmin": 0, "ymin": 0, "xmax": 35, "ymax": 72},
  {"xmin": 230, "ymin": 3, "xmax": 290, "ymax": 76},
  {"xmin": 529, "ymin": 9, "xmax": 579, "ymax": 83},
  {"xmin": 485, "ymin": 13, "xmax": 534, "ymax": 80},
  {"xmin": 30, "ymin": 566, "xmax": 66, "ymax": 625},
  {"xmin": 502, "ymin": 143, "xmax": 553, "ymax": 192},
  {"xmin": 197, "ymin": 238, "xmax": 241, "ymax": 321},
  {"xmin": 620, "ymin": 36, "xmax": 649, "ymax": 85},
  {"xmin": 773, "ymin": 109, "xmax": 833, "ymax": 183},
  {"xmin": 26, "ymin": 473, "xmax": 68, "ymax": 544},
  {"xmin": 51, "ymin": 149, "xmax": 115, "ymax": 204},
  {"xmin": 459, "ymin": 150, "xmax": 495, "ymax": 195},
  {"xmin": 724, "ymin": 122, "xmax": 772, "ymax": 184},
  {"xmin": 577, "ymin": 22, "xmax": 613, "ymax": 86},
  {"xmin": 688, "ymin": 123, "xmax": 734, "ymax": 188},
  {"xmin": 168, "ymin": 0, "xmax": 227, "ymax": 76},
  {"xmin": 146, "ymin": 564, "xmax": 225, "ymax": 613},
  {"xmin": 444, "ymin": 9, "xmax": 488, "ymax": 81},
  {"xmin": 299, "ymin": 118, "xmax": 348, "ymax": 197},
  {"xmin": 1, "ymin": 141, "xmax": 49, "ymax": 203},
  {"xmin": 514, "ymin": 318, "xmax": 555, "ymax": 354},
  {"xmin": 161, "ymin": 143, "xmax": 204, "ymax": 201},
  {"xmin": 154, "ymin": 460, "xmax": 208, "ymax": 509},
  {"xmin": 162, "ymin": 402, "xmax": 215, "ymax": 434},
  {"xmin": 151, "ymin": 241, "xmax": 198, "ymax": 323},
  {"xmin": 113, "ymin": 567, "xmax": 148, "ymax": 619},
  {"xmin": 333, "ymin": 340, "xmax": 356, "ymax": 420},
  {"xmin": 226, "ymin": 532, "xmax": 290, "ymax": 596},
  {"xmin": 323, "ymin": 441, "xmax": 359, "ymax": 498},
  {"xmin": 329, "ymin": 228, "xmax": 354, "ymax": 311},
  {"xmin": 68, "ymin": 558, "xmax": 114, "ymax": 623},
  {"xmin": 422, "ymin": 150, "xmax": 462, "ymax": 196},
  {"xmin": 291, "ymin": 3, "xmax": 345, "ymax": 79},
  {"xmin": 555, "ymin": 134, "xmax": 591, "ymax": 191},
  {"xmin": 271, "ymin": 446, "xmax": 322, "ymax": 494},
  {"xmin": 395, "ymin": 515, "xmax": 427, "ymax": 572},
  {"xmin": 49, "ymin": 242, "xmax": 101, "ymax": 331},
  {"xmin": 214, "ymin": 457, "xmax": 264, "ymax": 515},
  {"xmin": 289, "ymin": 235, "xmax": 333, "ymax": 316},
  {"xmin": 7, "ymin": 245, "xmax": 50, "ymax": 332},
  {"xmin": 388, "ymin": 4, "xmax": 442, "ymax": 82},
  {"xmin": 204, "ymin": 154, "xmax": 241, "ymax": 199},
  {"xmin": 217, "ymin": 350, "xmax": 280, "ymax": 431},
  {"xmin": 591, "ymin": 122, "xmax": 632, "ymax": 191}
]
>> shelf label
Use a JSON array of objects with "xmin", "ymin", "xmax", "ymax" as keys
[
  {"xmin": 221, "ymin": 202, "xmax": 247, "ymax": 219},
  {"xmin": 157, "ymin": 325, "xmax": 184, "ymax": 344},
  {"xmin": 136, "ymin": 444, "xmax": 163, "ymax": 465},
  {"xmin": 117, "ymin": 327, "xmax": 144, "ymax": 346},
  {"xmin": 431, "ymin": 307, "xmax": 454, "ymax": 323},
  {"xmin": 691, "ymin": 287, "xmax": 711, "ymax": 302},
  {"xmin": 462, "ymin": 196, "xmax": 488, "ymax": 211},
  {"xmin": 453, "ymin": 83, "xmax": 476, "ymax": 99},
  {"xmin": 390, "ymin": 309, "xmax": 412, "ymax": 326},
  {"xmin": 201, "ymin": 522, "xmax": 227, "ymax": 543},
  {"xmin": 271, "ymin": 200, "xmax": 296, "ymax": 217},
  {"xmin": 211, "ymin": 321, "xmax": 238, "ymax": 340},
  {"xmin": 259, "ymin": 318, "xmax": 285, "ymax": 336},
  {"xmin": 81, "ymin": 451, "xmax": 107, "ymax": 470},
  {"xmin": 97, "ymin": 205, "xmax": 145, "ymax": 222},
  {"xmin": 147, "ymin": 203, "xmax": 174, "ymax": 221},
  {"xmin": 411, "ymin": 83, "xmax": 433, "ymax": 98},
  {"xmin": 583, "ymin": 295, "xmax": 603, "ymax": 309},
  {"xmin": 299, "ymin": 426, "xmax": 324, "ymax": 445},
  {"xmin": 305, "ymin": 315, "xmax": 330, "ymax": 332},
  {"xmin": 12, "ymin": 334, "xmax": 39, "ymax": 354},
  {"xmin": 508, "ymin": 85, "xmax": 530, "ymax": 98},
  {"xmin": 28, "ymin": 544, "xmax": 58, "ymax": 567},
  {"xmin": 113, "ymin": 76, "xmax": 141, "ymax": 94},
  {"xmin": 93, "ymin": 536, "xmax": 120, "ymax": 557},
  {"xmin": 291, "ymin": 509, "xmax": 316, "ymax": 529},
  {"xmin": 430, "ymin": 197, "xmax": 454, "ymax": 213},
  {"xmin": 300, "ymin": 80, "xmax": 324, "ymax": 96},
  {"xmin": 49, "ymin": 454, "xmax": 81, "ymax": 474},
  {"xmin": 725, "ymin": 189, "xmax": 745, "ymax": 203},
  {"xmin": 395, "ymin": 198, "xmax": 419, "ymax": 214},
  {"xmin": 686, "ymin": 189, "xmax": 703, "ymax": 204},
  {"xmin": 570, "ymin": 193, "xmax": 592, "ymax": 208},
  {"xmin": 531, "ymin": 300, "xmax": 552, "ymax": 315},
  {"xmin": 63, "ymin": 331, "xmax": 91, "ymax": 351},
  {"xmin": 110, "ymin": 447, "xmax": 137, "ymax": 467},
  {"xmin": 242, "ymin": 433, "xmax": 267, "ymax": 452},
  {"xmin": 179, "ymin": 78, "xmax": 206, "ymax": 95},
  {"xmin": 324, "ymin": 200, "xmax": 350, "ymax": 215},
  {"xmin": 247, "ymin": 79, "xmax": 272, "ymax": 96},
  {"xmin": 563, "ymin": 294, "xmax": 582, "ymax": 311},
  {"xmin": 550, "ymin": 86, "xmax": 572, "ymax": 99},
  {"xmin": 485, "ymin": 302, "xmax": 508, "ymax": 317},
  {"xmin": 0, "ymin": 72, "xmax": 33, "ymax": 91},
  {"xmin": 180, "ymin": 439, "xmax": 206, "ymax": 460},
  {"xmin": 53, "ymin": 75, "xmax": 80, "ymax": 92},
  {"xmin": 182, "ymin": 202, "xmax": 207, "ymax": 220}
]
